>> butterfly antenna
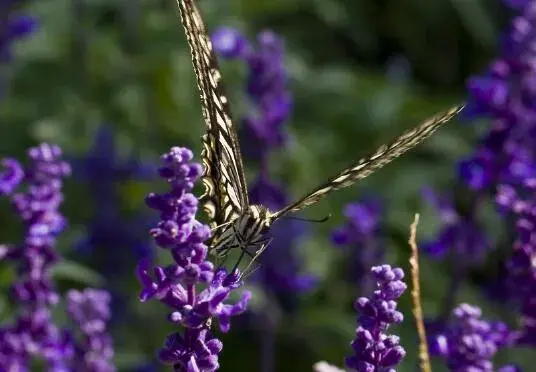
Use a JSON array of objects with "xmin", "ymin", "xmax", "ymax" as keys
[{"xmin": 283, "ymin": 214, "xmax": 332, "ymax": 223}]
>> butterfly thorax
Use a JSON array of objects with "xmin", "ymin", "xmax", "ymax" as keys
[{"xmin": 212, "ymin": 204, "xmax": 273, "ymax": 257}]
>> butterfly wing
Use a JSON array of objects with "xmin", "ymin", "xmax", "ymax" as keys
[
  {"xmin": 176, "ymin": 0, "xmax": 248, "ymax": 229},
  {"xmin": 271, "ymin": 104, "xmax": 464, "ymax": 219}
]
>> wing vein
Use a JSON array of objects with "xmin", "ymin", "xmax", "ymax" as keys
[
  {"xmin": 272, "ymin": 104, "xmax": 464, "ymax": 219},
  {"xmin": 176, "ymin": 0, "xmax": 249, "ymax": 237}
]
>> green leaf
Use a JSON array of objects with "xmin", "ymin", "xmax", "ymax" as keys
[
  {"xmin": 51, "ymin": 260, "xmax": 106, "ymax": 287},
  {"xmin": 114, "ymin": 350, "xmax": 151, "ymax": 369}
]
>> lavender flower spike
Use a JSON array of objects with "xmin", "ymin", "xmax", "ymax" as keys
[
  {"xmin": 0, "ymin": 144, "xmax": 71, "ymax": 369},
  {"xmin": 430, "ymin": 303, "xmax": 510, "ymax": 372},
  {"xmin": 137, "ymin": 146, "xmax": 251, "ymax": 371},
  {"xmin": 346, "ymin": 265, "xmax": 407, "ymax": 372},
  {"xmin": 331, "ymin": 198, "xmax": 385, "ymax": 290},
  {"xmin": 212, "ymin": 27, "xmax": 292, "ymax": 162},
  {"xmin": 66, "ymin": 289, "xmax": 115, "ymax": 372}
]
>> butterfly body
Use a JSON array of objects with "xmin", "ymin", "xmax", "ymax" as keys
[
  {"xmin": 211, "ymin": 204, "xmax": 273, "ymax": 258},
  {"xmin": 176, "ymin": 0, "xmax": 464, "ymax": 268}
]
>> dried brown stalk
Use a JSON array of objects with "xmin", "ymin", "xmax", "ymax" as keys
[{"xmin": 408, "ymin": 213, "xmax": 432, "ymax": 372}]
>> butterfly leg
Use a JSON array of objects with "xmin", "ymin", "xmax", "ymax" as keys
[
  {"xmin": 232, "ymin": 236, "xmax": 269, "ymax": 274},
  {"xmin": 211, "ymin": 220, "xmax": 234, "ymax": 232},
  {"xmin": 228, "ymin": 223, "xmax": 248, "ymax": 274},
  {"xmin": 215, "ymin": 251, "xmax": 228, "ymax": 270},
  {"xmin": 216, "ymin": 243, "xmax": 240, "ymax": 270},
  {"xmin": 241, "ymin": 237, "xmax": 273, "ymax": 280},
  {"xmin": 230, "ymin": 248, "xmax": 247, "ymax": 276},
  {"xmin": 229, "ymin": 240, "xmax": 264, "ymax": 276}
]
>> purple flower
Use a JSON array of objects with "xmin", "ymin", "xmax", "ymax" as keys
[
  {"xmin": 2, "ymin": 143, "xmax": 71, "ymax": 303},
  {"xmin": 421, "ymin": 187, "xmax": 489, "ymax": 263},
  {"xmin": 158, "ymin": 329, "xmax": 223, "ymax": 370},
  {"xmin": 459, "ymin": 1, "xmax": 536, "ymax": 347},
  {"xmin": 211, "ymin": 27, "xmax": 250, "ymax": 59},
  {"xmin": 212, "ymin": 28, "xmax": 292, "ymax": 164},
  {"xmin": 0, "ymin": 158, "xmax": 24, "ymax": 195},
  {"xmin": 0, "ymin": 12, "xmax": 38, "ymax": 62},
  {"xmin": 137, "ymin": 146, "xmax": 251, "ymax": 371},
  {"xmin": 420, "ymin": 186, "xmax": 493, "ymax": 316},
  {"xmin": 503, "ymin": 0, "xmax": 532, "ymax": 10},
  {"xmin": 462, "ymin": 1, "xmax": 536, "ymax": 192},
  {"xmin": 64, "ymin": 289, "xmax": 115, "ymax": 372},
  {"xmin": 72, "ymin": 125, "xmax": 153, "ymax": 186},
  {"xmin": 213, "ymin": 28, "xmax": 315, "ymax": 297},
  {"xmin": 214, "ymin": 29, "xmax": 314, "ymax": 370},
  {"xmin": 0, "ymin": 143, "xmax": 71, "ymax": 369},
  {"xmin": 345, "ymin": 265, "xmax": 407, "ymax": 371},
  {"xmin": 331, "ymin": 198, "xmax": 385, "ymax": 290},
  {"xmin": 332, "ymin": 199, "xmax": 383, "ymax": 242},
  {"xmin": 0, "ymin": 308, "xmax": 73, "ymax": 369},
  {"xmin": 495, "ymin": 181, "xmax": 536, "ymax": 346},
  {"xmin": 71, "ymin": 126, "xmax": 155, "ymax": 265},
  {"xmin": 517, "ymin": 293, "xmax": 536, "ymax": 345},
  {"xmin": 430, "ymin": 303, "xmax": 511, "ymax": 371}
]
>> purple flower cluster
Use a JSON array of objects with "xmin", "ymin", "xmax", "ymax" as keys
[
  {"xmin": 137, "ymin": 146, "xmax": 251, "ymax": 371},
  {"xmin": 212, "ymin": 27, "xmax": 315, "ymax": 296},
  {"xmin": 0, "ymin": 144, "xmax": 71, "ymax": 368},
  {"xmin": 0, "ymin": 144, "xmax": 116, "ymax": 371},
  {"xmin": 71, "ymin": 126, "xmax": 155, "ymax": 269},
  {"xmin": 496, "ymin": 181, "xmax": 536, "ymax": 345},
  {"xmin": 422, "ymin": 2, "xmax": 536, "ymax": 361},
  {"xmin": 212, "ymin": 27, "xmax": 292, "ymax": 163},
  {"xmin": 345, "ymin": 265, "xmax": 407, "ymax": 371},
  {"xmin": 331, "ymin": 199, "xmax": 385, "ymax": 291},
  {"xmin": 421, "ymin": 187, "xmax": 489, "ymax": 263},
  {"xmin": 0, "ymin": 144, "xmax": 70, "ymax": 301},
  {"xmin": 424, "ymin": 1, "xmax": 536, "ymax": 253},
  {"xmin": 65, "ymin": 289, "xmax": 115, "ymax": 372},
  {"xmin": 430, "ymin": 304, "xmax": 511, "ymax": 371},
  {"xmin": 463, "ymin": 0, "xmax": 536, "ymax": 192},
  {"xmin": 0, "ymin": 1, "xmax": 37, "ymax": 62},
  {"xmin": 462, "ymin": 0, "xmax": 536, "ymax": 346}
]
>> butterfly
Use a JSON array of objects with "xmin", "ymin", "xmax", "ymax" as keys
[{"xmin": 175, "ymin": 0, "xmax": 464, "ymax": 268}]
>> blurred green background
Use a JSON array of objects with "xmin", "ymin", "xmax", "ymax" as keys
[{"xmin": 0, "ymin": 0, "xmax": 530, "ymax": 371}]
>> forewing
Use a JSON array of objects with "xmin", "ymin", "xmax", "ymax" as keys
[
  {"xmin": 176, "ymin": 0, "xmax": 248, "ymax": 228},
  {"xmin": 271, "ymin": 104, "xmax": 464, "ymax": 219}
]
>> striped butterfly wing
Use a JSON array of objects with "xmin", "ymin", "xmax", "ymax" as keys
[
  {"xmin": 176, "ymin": 0, "xmax": 248, "ymax": 231},
  {"xmin": 271, "ymin": 104, "xmax": 464, "ymax": 220}
]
